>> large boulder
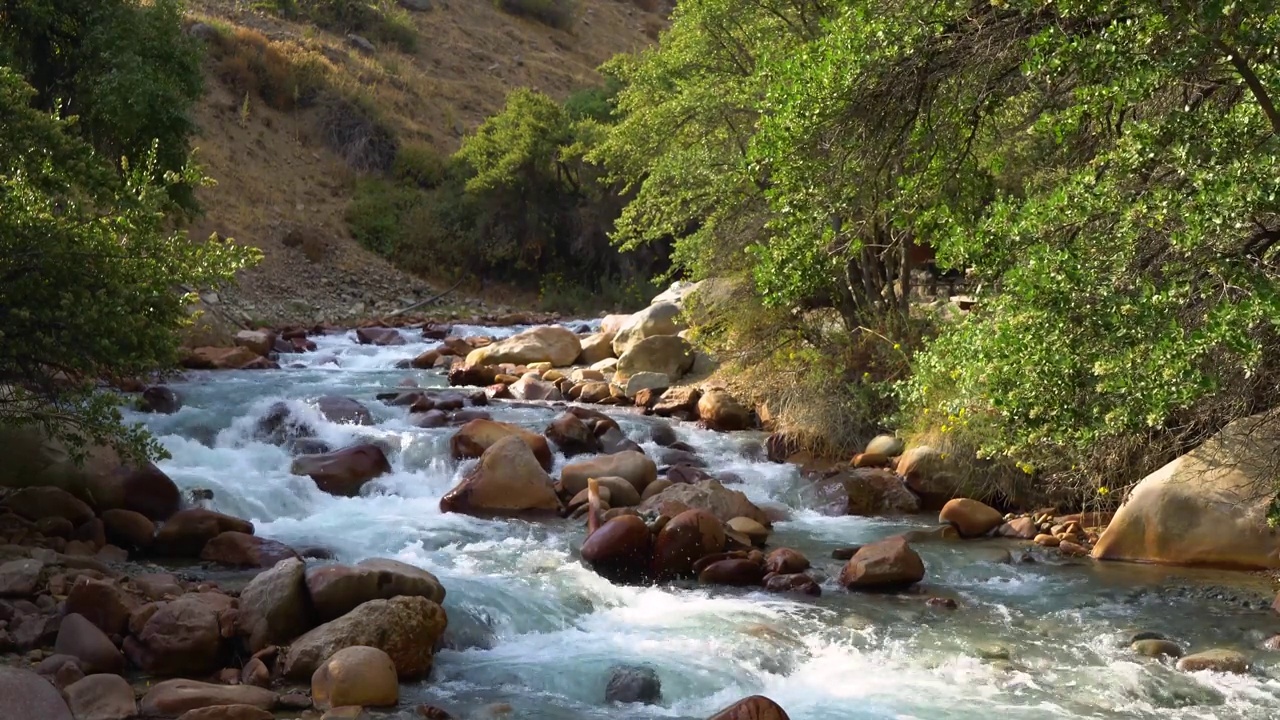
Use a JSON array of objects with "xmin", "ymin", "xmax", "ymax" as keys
[
  {"xmin": 181, "ymin": 346, "xmax": 264, "ymax": 370},
  {"xmin": 1093, "ymin": 412, "xmax": 1280, "ymax": 569},
  {"xmin": 280, "ymin": 596, "xmax": 447, "ymax": 681},
  {"xmin": 581, "ymin": 515, "xmax": 653, "ymax": 582},
  {"xmin": 834, "ymin": 469, "xmax": 921, "ymax": 515},
  {"xmin": 938, "ymin": 498, "xmax": 1004, "ymax": 538},
  {"xmin": 897, "ymin": 446, "xmax": 963, "ymax": 511},
  {"xmin": 311, "ymin": 645, "xmax": 399, "ymax": 709},
  {"xmin": 561, "ymin": 451, "xmax": 657, "ymax": 496},
  {"xmin": 709, "ymin": 696, "xmax": 790, "ymax": 720},
  {"xmin": 237, "ymin": 557, "xmax": 313, "ymax": 653},
  {"xmin": 290, "ymin": 444, "xmax": 392, "ymax": 497},
  {"xmin": 639, "ymin": 479, "xmax": 769, "ymax": 526},
  {"xmin": 55, "ymin": 613, "xmax": 125, "ymax": 675},
  {"xmin": 65, "ymin": 578, "xmax": 135, "ymax": 636},
  {"xmin": 1, "ymin": 486, "xmax": 94, "ymax": 525},
  {"xmin": 651, "ymin": 387, "xmax": 702, "ymax": 418},
  {"xmin": 578, "ymin": 332, "xmax": 616, "ymax": 365},
  {"xmin": 697, "ymin": 389, "xmax": 751, "ymax": 431},
  {"xmin": 200, "ymin": 531, "xmax": 299, "ymax": 568},
  {"xmin": 612, "ymin": 303, "xmax": 686, "ymax": 357},
  {"xmin": 652, "ymin": 509, "xmax": 725, "ymax": 579},
  {"xmin": 465, "ymin": 326, "xmax": 582, "ymax": 368},
  {"xmin": 234, "ymin": 330, "xmax": 275, "ymax": 357},
  {"xmin": 545, "ymin": 413, "xmax": 602, "ymax": 457},
  {"xmin": 355, "ymin": 327, "xmax": 405, "ymax": 346},
  {"xmin": 65, "ymin": 674, "xmax": 137, "ymax": 720},
  {"xmin": 139, "ymin": 680, "xmax": 276, "ymax": 717},
  {"xmin": 153, "ymin": 510, "xmax": 253, "ymax": 558},
  {"xmin": 650, "ymin": 280, "xmax": 703, "ymax": 308},
  {"xmin": 615, "ymin": 336, "xmax": 695, "ymax": 382},
  {"xmin": 314, "ymin": 396, "xmax": 375, "ymax": 426},
  {"xmin": 450, "ymin": 419, "xmax": 553, "ymax": 472},
  {"xmin": 101, "ymin": 509, "xmax": 156, "ymax": 550},
  {"xmin": 124, "ymin": 593, "xmax": 234, "ymax": 675},
  {"xmin": 0, "ymin": 667, "xmax": 74, "ymax": 720},
  {"xmin": 440, "ymin": 436, "xmax": 560, "ymax": 517},
  {"xmin": 838, "ymin": 536, "xmax": 925, "ymax": 590}
]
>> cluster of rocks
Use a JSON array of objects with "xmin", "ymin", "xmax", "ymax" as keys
[
  {"xmin": 1125, "ymin": 630, "xmax": 1254, "ymax": 674},
  {"xmin": 179, "ymin": 327, "xmax": 319, "ymax": 371},
  {"xmin": 995, "ymin": 509, "xmax": 1108, "ymax": 558}
]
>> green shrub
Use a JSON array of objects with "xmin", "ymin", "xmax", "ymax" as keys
[
  {"xmin": 346, "ymin": 177, "xmax": 420, "ymax": 256},
  {"xmin": 494, "ymin": 0, "xmax": 578, "ymax": 30},
  {"xmin": 393, "ymin": 142, "xmax": 447, "ymax": 188}
]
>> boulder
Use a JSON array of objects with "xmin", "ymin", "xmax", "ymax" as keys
[
  {"xmin": 1093, "ymin": 412, "xmax": 1280, "ymax": 569},
  {"xmin": 615, "ymin": 336, "xmax": 695, "ymax": 382},
  {"xmin": 938, "ymin": 498, "xmax": 1003, "ymax": 538},
  {"xmin": 865, "ymin": 434, "xmax": 905, "ymax": 457},
  {"xmin": 561, "ymin": 451, "xmax": 657, "ymax": 496},
  {"xmin": 764, "ymin": 548, "xmax": 810, "ymax": 575},
  {"xmin": 697, "ymin": 390, "xmax": 750, "ymax": 431},
  {"xmin": 101, "ymin": 509, "xmax": 155, "ymax": 550},
  {"xmin": 605, "ymin": 664, "xmax": 661, "ymax": 705},
  {"xmin": 698, "ymin": 559, "xmax": 764, "ymax": 586},
  {"xmin": 177, "ymin": 707, "xmax": 274, "ymax": 720},
  {"xmin": 281, "ymin": 596, "xmax": 447, "ymax": 680},
  {"xmin": 465, "ymin": 326, "xmax": 582, "ymax": 368},
  {"xmin": 612, "ymin": 303, "xmax": 686, "ymax": 356},
  {"xmin": 181, "ymin": 347, "xmax": 263, "ymax": 370},
  {"xmin": 624, "ymin": 372, "xmax": 670, "ymax": 399},
  {"xmin": 237, "ymin": 557, "xmax": 313, "ymax": 653},
  {"xmin": 708, "ymin": 696, "xmax": 790, "ymax": 720},
  {"xmin": 509, "ymin": 374, "xmax": 563, "ymax": 402},
  {"xmin": 1133, "ymin": 639, "xmax": 1183, "ymax": 659},
  {"xmin": 65, "ymin": 578, "xmax": 134, "ymax": 636},
  {"xmin": 651, "ymin": 387, "xmax": 701, "ymax": 418},
  {"xmin": 140, "ymin": 385, "xmax": 183, "ymax": 414},
  {"xmin": 139, "ymin": 680, "xmax": 277, "ymax": 716},
  {"xmin": 545, "ymin": 413, "xmax": 602, "ymax": 457},
  {"xmin": 578, "ymin": 332, "xmax": 616, "ymax": 365},
  {"xmin": 126, "ymin": 593, "xmax": 234, "ymax": 675},
  {"xmin": 592, "ymin": 476, "xmax": 642, "ymax": 507},
  {"xmin": 997, "ymin": 517, "xmax": 1038, "ymax": 539},
  {"xmin": 65, "ymin": 673, "xmax": 137, "ymax": 720},
  {"xmin": 234, "ymin": 330, "xmax": 275, "ymax": 356},
  {"xmin": 154, "ymin": 510, "xmax": 254, "ymax": 558},
  {"xmin": 639, "ymin": 479, "xmax": 769, "ymax": 526},
  {"xmin": 290, "ymin": 444, "xmax": 392, "ymax": 497},
  {"xmin": 55, "ymin": 613, "xmax": 125, "ymax": 675},
  {"xmin": 897, "ymin": 446, "xmax": 962, "ymax": 510},
  {"xmin": 2, "ymin": 486, "xmax": 94, "ymax": 525},
  {"xmin": 581, "ymin": 515, "xmax": 653, "ymax": 582},
  {"xmin": 1176, "ymin": 648, "xmax": 1250, "ymax": 674},
  {"xmin": 450, "ymin": 419, "xmax": 553, "ymax": 472},
  {"xmin": 355, "ymin": 327, "xmax": 405, "ymax": 346},
  {"xmin": 0, "ymin": 558, "xmax": 43, "ymax": 597},
  {"xmin": 726, "ymin": 517, "xmax": 769, "ymax": 546},
  {"xmin": 311, "ymin": 645, "xmax": 399, "ymax": 709},
  {"xmin": 440, "ymin": 435, "xmax": 559, "ymax": 517},
  {"xmin": 200, "ymin": 531, "xmax": 299, "ymax": 568},
  {"xmin": 0, "ymin": 667, "xmax": 74, "ymax": 720},
  {"xmin": 838, "ymin": 536, "xmax": 925, "ymax": 591},
  {"xmin": 836, "ymin": 469, "xmax": 921, "ymax": 516},
  {"xmin": 314, "ymin": 396, "xmax": 375, "ymax": 426},
  {"xmin": 652, "ymin": 509, "xmax": 725, "ymax": 579},
  {"xmin": 764, "ymin": 573, "xmax": 821, "ymax": 596}
]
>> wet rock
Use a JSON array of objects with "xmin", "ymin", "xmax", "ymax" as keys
[
  {"xmin": 708, "ymin": 695, "xmax": 790, "ymax": 720},
  {"xmin": 1133, "ymin": 639, "xmax": 1183, "ymax": 659},
  {"xmin": 831, "ymin": 547, "xmax": 860, "ymax": 560},
  {"xmin": 639, "ymin": 479, "xmax": 769, "ymax": 526},
  {"xmin": 312, "ymin": 645, "xmax": 399, "ymax": 709},
  {"xmin": 450, "ymin": 419, "xmax": 554, "ymax": 472},
  {"xmin": 1058, "ymin": 540, "xmax": 1090, "ymax": 557},
  {"xmin": 605, "ymin": 664, "xmax": 661, "ymax": 705},
  {"xmin": 466, "ymin": 326, "xmax": 581, "ymax": 367},
  {"xmin": 649, "ymin": 423, "xmax": 679, "ymax": 447},
  {"xmin": 561, "ymin": 451, "xmax": 657, "ymax": 496},
  {"xmin": 578, "ymin": 332, "xmax": 616, "ymax": 365},
  {"xmin": 612, "ymin": 303, "xmax": 685, "ymax": 357},
  {"xmin": 1033, "ymin": 533, "xmax": 1060, "ymax": 547},
  {"xmin": 764, "ymin": 548, "xmax": 810, "ymax": 575},
  {"xmin": 839, "ymin": 536, "xmax": 925, "ymax": 591},
  {"xmin": 315, "ymin": 396, "xmax": 375, "ymax": 426},
  {"xmin": 255, "ymin": 402, "xmax": 319, "ymax": 445},
  {"xmin": 65, "ymin": 578, "xmax": 134, "ymax": 636},
  {"xmin": 616, "ymin": 336, "xmax": 695, "ymax": 382},
  {"xmin": 976, "ymin": 644, "xmax": 1011, "ymax": 660},
  {"xmin": 581, "ymin": 515, "xmax": 653, "ymax": 582},
  {"xmin": 653, "ymin": 509, "xmax": 726, "ymax": 579},
  {"xmin": 834, "ymin": 468, "xmax": 921, "ymax": 516},
  {"xmin": 0, "ymin": 667, "xmax": 74, "ymax": 719},
  {"xmin": 1176, "ymin": 648, "xmax": 1250, "ymax": 674},
  {"xmin": 126, "ymin": 593, "xmax": 234, "ymax": 675},
  {"xmin": 154, "ymin": 509, "xmax": 254, "ymax": 558},
  {"xmin": 242, "ymin": 657, "xmax": 271, "ymax": 687},
  {"xmin": 544, "ymin": 413, "xmax": 602, "ymax": 457},
  {"xmin": 0, "ymin": 558, "xmax": 43, "ymax": 597},
  {"xmin": 997, "ymin": 517, "xmax": 1037, "ymax": 539},
  {"xmin": 201, "ymin": 531, "xmax": 299, "ymax": 568},
  {"xmin": 281, "ymin": 596, "xmax": 447, "ymax": 681},
  {"xmin": 356, "ymin": 327, "xmax": 405, "ymax": 346},
  {"xmin": 938, "ymin": 498, "xmax": 1003, "ymax": 538},
  {"xmin": 926, "ymin": 597, "xmax": 958, "ymax": 610},
  {"xmin": 2, "ymin": 486, "xmax": 94, "ymax": 525},
  {"xmin": 140, "ymin": 385, "xmax": 184, "ymax": 414},
  {"xmin": 139, "ymin": 679, "xmax": 277, "ymax": 716},
  {"xmin": 290, "ymin": 444, "xmax": 392, "ymax": 497},
  {"xmin": 697, "ymin": 389, "xmax": 751, "ymax": 431},
  {"xmin": 411, "ymin": 350, "xmax": 440, "ymax": 369},
  {"xmin": 897, "ymin": 446, "xmax": 962, "ymax": 510},
  {"xmin": 55, "ymin": 613, "xmax": 124, "ymax": 674},
  {"xmin": 651, "ymin": 387, "xmax": 701, "ymax": 418},
  {"xmin": 356, "ymin": 558, "xmax": 446, "ymax": 604},
  {"xmin": 100, "ymin": 509, "xmax": 155, "ymax": 550},
  {"xmin": 509, "ymin": 374, "xmax": 563, "ymax": 401},
  {"xmin": 65, "ymin": 673, "xmax": 137, "ymax": 720},
  {"xmin": 177, "ymin": 706, "xmax": 275, "ymax": 720},
  {"xmin": 698, "ymin": 558, "xmax": 764, "ymax": 586},
  {"xmin": 727, "ymin": 517, "xmax": 769, "ymax": 546},
  {"xmin": 588, "ymin": 476, "xmax": 641, "ymax": 507},
  {"xmin": 440, "ymin": 436, "xmax": 560, "ymax": 518},
  {"xmin": 763, "ymin": 573, "xmax": 821, "ymax": 596},
  {"xmin": 182, "ymin": 347, "xmax": 266, "ymax": 370}
]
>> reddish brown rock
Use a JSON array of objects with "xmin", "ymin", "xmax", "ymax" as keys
[
  {"xmin": 838, "ymin": 536, "xmax": 925, "ymax": 591},
  {"xmin": 139, "ymin": 679, "xmax": 277, "ymax": 716},
  {"xmin": 65, "ymin": 577, "xmax": 134, "ymax": 636},
  {"xmin": 64, "ymin": 673, "xmax": 138, "ymax": 720},
  {"xmin": 763, "ymin": 548, "xmax": 810, "ymax": 576},
  {"xmin": 125, "ymin": 593, "xmax": 235, "ymax": 675},
  {"xmin": 651, "ymin": 387, "xmax": 701, "ymax": 418},
  {"xmin": 581, "ymin": 515, "xmax": 653, "ymax": 582},
  {"xmin": 652, "ymin": 509, "xmax": 726, "ymax": 580},
  {"xmin": 178, "ymin": 706, "xmax": 274, "ymax": 720},
  {"xmin": 54, "ymin": 613, "xmax": 125, "ymax": 675},
  {"xmin": 290, "ymin": 444, "xmax": 391, "ymax": 497},
  {"xmin": 544, "ymin": 413, "xmax": 602, "ymax": 457},
  {"xmin": 101, "ymin": 509, "xmax": 155, "ymax": 550},
  {"xmin": 154, "ymin": 510, "xmax": 254, "ymax": 558},
  {"xmin": 236, "ymin": 558, "xmax": 312, "ymax": 653},
  {"xmin": 0, "ymin": 667, "xmax": 75, "ymax": 720},
  {"xmin": 708, "ymin": 695, "xmax": 790, "ymax": 720},
  {"xmin": 181, "ymin": 347, "xmax": 264, "ymax": 370},
  {"xmin": 997, "ymin": 517, "xmax": 1038, "ymax": 539},
  {"xmin": 1, "ymin": 486, "xmax": 94, "ymax": 525},
  {"xmin": 450, "ymin": 419, "xmax": 554, "ymax": 472},
  {"xmin": 763, "ymin": 573, "xmax": 821, "ymax": 596},
  {"xmin": 939, "ymin": 498, "xmax": 1003, "ymax": 538},
  {"xmin": 200, "ymin": 532, "xmax": 299, "ymax": 568},
  {"xmin": 697, "ymin": 559, "xmax": 764, "ymax": 586},
  {"xmin": 355, "ymin": 327, "xmax": 406, "ymax": 346},
  {"xmin": 440, "ymin": 436, "xmax": 559, "ymax": 518},
  {"xmin": 836, "ymin": 469, "xmax": 921, "ymax": 516}
]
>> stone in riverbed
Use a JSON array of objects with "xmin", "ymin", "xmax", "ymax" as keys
[
  {"xmin": 698, "ymin": 559, "xmax": 764, "ymax": 586},
  {"xmin": 153, "ymin": 509, "xmax": 254, "ymax": 558},
  {"xmin": 2, "ymin": 486, "xmax": 95, "ymax": 525},
  {"xmin": 652, "ymin": 509, "xmax": 725, "ymax": 580},
  {"xmin": 200, "ymin": 531, "xmax": 299, "ymax": 568},
  {"xmin": 282, "ymin": 596, "xmax": 446, "ymax": 681},
  {"xmin": 237, "ymin": 557, "xmax": 313, "ymax": 653},
  {"xmin": 450, "ymin": 419, "xmax": 554, "ymax": 472},
  {"xmin": 998, "ymin": 517, "xmax": 1038, "ymax": 539},
  {"xmin": 439, "ymin": 436, "xmax": 560, "ymax": 518},
  {"xmin": 290, "ymin": 444, "xmax": 391, "ymax": 497},
  {"xmin": 578, "ymin": 332, "xmax": 615, "ymax": 365},
  {"xmin": 1176, "ymin": 648, "xmax": 1250, "ymax": 674},
  {"xmin": 697, "ymin": 389, "xmax": 751, "ymax": 431},
  {"xmin": 178, "ymin": 706, "xmax": 275, "ymax": 720},
  {"xmin": 561, "ymin": 451, "xmax": 657, "ymax": 496},
  {"xmin": 605, "ymin": 664, "xmax": 662, "ymax": 705},
  {"xmin": 55, "ymin": 613, "xmax": 124, "ymax": 675},
  {"xmin": 708, "ymin": 695, "xmax": 790, "ymax": 720},
  {"xmin": 312, "ymin": 645, "xmax": 399, "ymax": 709},
  {"xmin": 465, "ymin": 325, "xmax": 581, "ymax": 368},
  {"xmin": 0, "ymin": 667, "xmax": 74, "ymax": 719},
  {"xmin": 764, "ymin": 548, "xmax": 810, "ymax": 575},
  {"xmin": 581, "ymin": 515, "xmax": 653, "ymax": 583},
  {"xmin": 125, "ymin": 592, "xmax": 235, "ymax": 675},
  {"xmin": 544, "ymin": 412, "xmax": 602, "ymax": 457},
  {"xmin": 0, "ymin": 558, "xmax": 43, "ymax": 597},
  {"xmin": 839, "ymin": 536, "xmax": 925, "ymax": 591},
  {"xmin": 639, "ymin": 479, "xmax": 769, "ymax": 526},
  {"xmin": 611, "ymin": 303, "xmax": 685, "ymax": 357},
  {"xmin": 938, "ymin": 498, "xmax": 1003, "ymax": 538},
  {"xmin": 101, "ymin": 509, "xmax": 156, "ymax": 550},
  {"xmin": 139, "ymin": 679, "xmax": 277, "ymax": 716},
  {"xmin": 355, "ymin": 327, "xmax": 405, "ymax": 346},
  {"xmin": 763, "ymin": 573, "xmax": 821, "ymax": 596},
  {"xmin": 305, "ymin": 560, "xmax": 445, "ymax": 621},
  {"xmin": 1133, "ymin": 639, "xmax": 1183, "ymax": 659},
  {"xmin": 615, "ymin": 336, "xmax": 695, "ymax": 383},
  {"xmin": 835, "ymin": 468, "xmax": 921, "ymax": 516},
  {"xmin": 64, "ymin": 673, "xmax": 137, "ymax": 720}
]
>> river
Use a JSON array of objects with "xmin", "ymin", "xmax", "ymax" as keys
[{"xmin": 125, "ymin": 322, "xmax": 1280, "ymax": 719}]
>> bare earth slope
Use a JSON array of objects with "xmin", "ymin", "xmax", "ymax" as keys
[{"xmin": 183, "ymin": 0, "xmax": 657, "ymax": 326}]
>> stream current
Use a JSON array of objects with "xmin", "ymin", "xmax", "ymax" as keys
[{"xmin": 125, "ymin": 323, "xmax": 1280, "ymax": 719}]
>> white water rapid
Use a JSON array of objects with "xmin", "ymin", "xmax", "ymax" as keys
[{"xmin": 125, "ymin": 323, "xmax": 1280, "ymax": 719}]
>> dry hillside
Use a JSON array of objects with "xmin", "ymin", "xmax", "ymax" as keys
[{"xmin": 182, "ymin": 0, "xmax": 660, "ymax": 326}]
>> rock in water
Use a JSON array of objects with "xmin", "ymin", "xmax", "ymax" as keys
[
  {"xmin": 465, "ymin": 325, "xmax": 582, "ymax": 367},
  {"xmin": 639, "ymin": 479, "xmax": 769, "ymax": 526},
  {"xmin": 652, "ymin": 509, "xmax": 726, "ymax": 579},
  {"xmin": 139, "ymin": 679, "xmax": 277, "ymax": 716},
  {"xmin": 615, "ymin": 336, "xmax": 695, "ymax": 382},
  {"xmin": 697, "ymin": 389, "xmax": 751, "ymax": 431},
  {"xmin": 1093, "ymin": 411, "xmax": 1280, "ymax": 569},
  {"xmin": 1176, "ymin": 648, "xmax": 1250, "ymax": 674},
  {"xmin": 605, "ymin": 664, "xmax": 662, "ymax": 704},
  {"xmin": 450, "ymin": 418, "xmax": 554, "ymax": 472},
  {"xmin": 544, "ymin": 412, "xmax": 602, "ymax": 456},
  {"xmin": 835, "ymin": 468, "xmax": 921, "ymax": 516},
  {"xmin": 290, "ymin": 444, "xmax": 391, "ymax": 497},
  {"xmin": 439, "ymin": 436, "xmax": 560, "ymax": 518},
  {"xmin": 708, "ymin": 695, "xmax": 790, "ymax": 720},
  {"xmin": 200, "ymin": 531, "xmax": 299, "ymax": 568},
  {"xmin": 938, "ymin": 498, "xmax": 1003, "ymax": 538},
  {"xmin": 281, "ymin": 596, "xmax": 447, "ymax": 680},
  {"xmin": 561, "ymin": 451, "xmax": 657, "ymax": 496},
  {"xmin": 839, "ymin": 536, "xmax": 925, "ymax": 591},
  {"xmin": 581, "ymin": 515, "xmax": 653, "ymax": 583},
  {"xmin": 312, "ymin": 646, "xmax": 399, "ymax": 709}
]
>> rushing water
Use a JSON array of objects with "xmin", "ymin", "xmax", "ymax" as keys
[{"xmin": 125, "ymin": 324, "xmax": 1280, "ymax": 719}]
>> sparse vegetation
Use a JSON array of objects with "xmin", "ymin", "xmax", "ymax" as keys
[
  {"xmin": 204, "ymin": 25, "xmax": 332, "ymax": 110},
  {"xmin": 495, "ymin": 0, "xmax": 579, "ymax": 30},
  {"xmin": 257, "ymin": 0, "xmax": 420, "ymax": 53}
]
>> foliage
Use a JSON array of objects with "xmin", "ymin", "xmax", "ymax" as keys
[
  {"xmin": 258, "ymin": 0, "xmax": 419, "ymax": 53},
  {"xmin": 494, "ymin": 0, "xmax": 579, "ymax": 30},
  {"xmin": 0, "ymin": 0, "xmax": 204, "ymax": 206},
  {"xmin": 393, "ymin": 141, "xmax": 447, "ymax": 188},
  {"xmin": 0, "ymin": 67, "xmax": 259, "ymax": 462},
  {"xmin": 205, "ymin": 25, "xmax": 333, "ymax": 111}
]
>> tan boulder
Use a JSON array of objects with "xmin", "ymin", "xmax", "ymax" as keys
[
  {"xmin": 578, "ymin": 332, "xmax": 616, "ymax": 365},
  {"xmin": 290, "ymin": 444, "xmax": 391, "ymax": 497},
  {"xmin": 312, "ymin": 646, "xmax": 399, "ymax": 709},
  {"xmin": 561, "ymin": 451, "xmax": 657, "ymax": 496},
  {"xmin": 465, "ymin": 326, "xmax": 582, "ymax": 368},
  {"xmin": 865, "ymin": 434, "xmax": 905, "ymax": 457},
  {"xmin": 697, "ymin": 389, "xmax": 751, "ymax": 431},
  {"xmin": 139, "ymin": 680, "xmax": 276, "ymax": 716},
  {"xmin": 639, "ymin": 479, "xmax": 769, "ymax": 526},
  {"xmin": 835, "ymin": 469, "xmax": 921, "ymax": 515},
  {"xmin": 1093, "ymin": 412, "xmax": 1280, "ymax": 569},
  {"xmin": 612, "ymin": 303, "xmax": 686, "ymax": 356},
  {"xmin": 615, "ymin": 336, "xmax": 694, "ymax": 382},
  {"xmin": 181, "ymin": 346, "xmax": 264, "ymax": 370},
  {"xmin": 652, "ymin": 387, "xmax": 701, "ymax": 418},
  {"xmin": 727, "ymin": 517, "xmax": 769, "ymax": 546},
  {"xmin": 450, "ymin": 419, "xmax": 553, "ymax": 472},
  {"xmin": 838, "ymin": 536, "xmax": 925, "ymax": 590},
  {"xmin": 281, "ymin": 596, "xmax": 447, "ymax": 680},
  {"xmin": 236, "ymin": 557, "xmax": 313, "ymax": 653},
  {"xmin": 896, "ymin": 446, "xmax": 963, "ymax": 510},
  {"xmin": 600, "ymin": 314, "xmax": 632, "ymax": 336},
  {"xmin": 440, "ymin": 436, "xmax": 559, "ymax": 517},
  {"xmin": 234, "ymin": 330, "xmax": 275, "ymax": 357},
  {"xmin": 939, "ymin": 498, "xmax": 1003, "ymax": 538},
  {"xmin": 1176, "ymin": 648, "xmax": 1250, "ymax": 674}
]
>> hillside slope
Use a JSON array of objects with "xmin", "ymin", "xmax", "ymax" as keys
[{"xmin": 183, "ymin": 0, "xmax": 659, "ymax": 326}]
